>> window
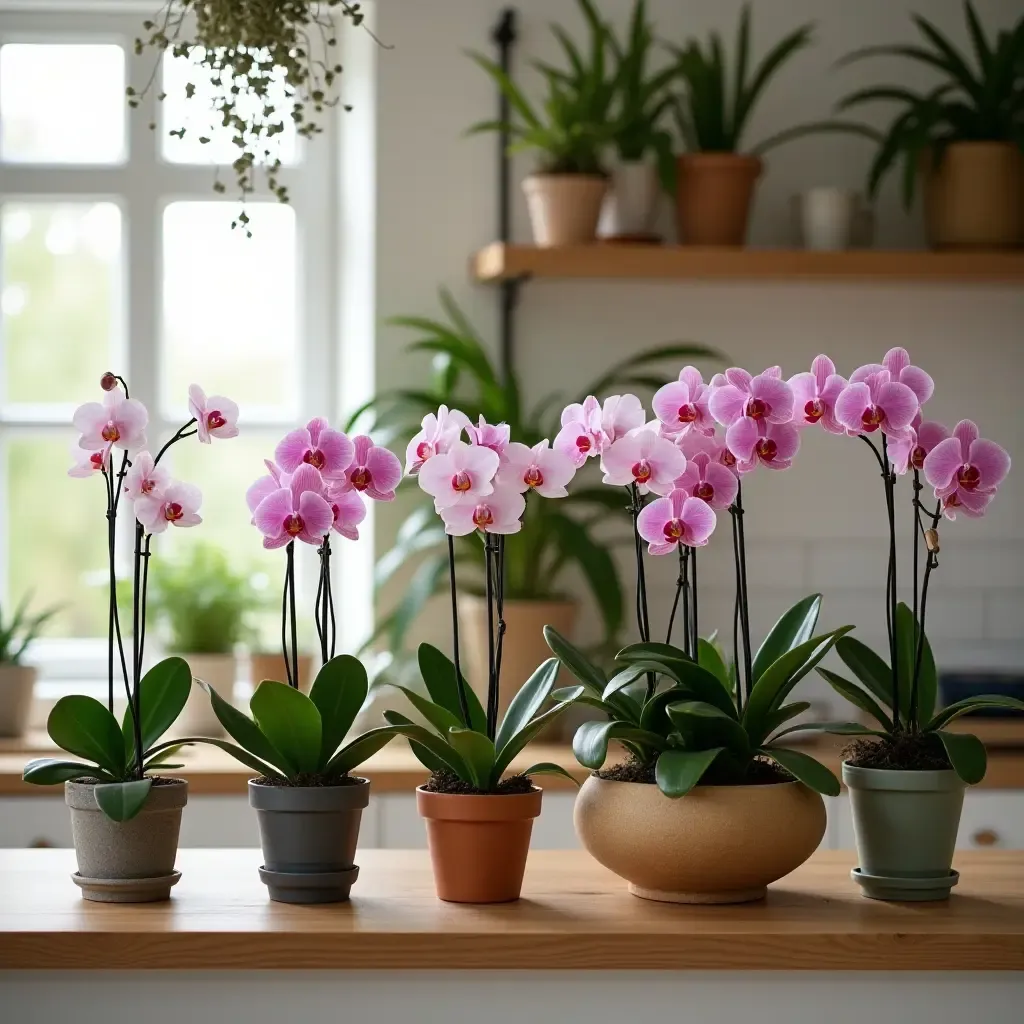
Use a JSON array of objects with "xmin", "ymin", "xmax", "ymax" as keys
[{"xmin": 0, "ymin": 5, "xmax": 362, "ymax": 699}]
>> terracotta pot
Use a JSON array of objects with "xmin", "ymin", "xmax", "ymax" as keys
[
  {"xmin": 176, "ymin": 653, "xmax": 237, "ymax": 736},
  {"xmin": 522, "ymin": 174, "xmax": 607, "ymax": 246},
  {"xmin": 0, "ymin": 664, "xmax": 36, "ymax": 738},
  {"xmin": 923, "ymin": 142, "xmax": 1024, "ymax": 249},
  {"xmin": 459, "ymin": 597, "xmax": 577, "ymax": 735},
  {"xmin": 675, "ymin": 153, "xmax": 763, "ymax": 246},
  {"xmin": 417, "ymin": 785, "xmax": 542, "ymax": 903},
  {"xmin": 599, "ymin": 159, "xmax": 660, "ymax": 239},
  {"xmin": 250, "ymin": 652, "xmax": 313, "ymax": 692},
  {"xmin": 574, "ymin": 775, "xmax": 825, "ymax": 903}
]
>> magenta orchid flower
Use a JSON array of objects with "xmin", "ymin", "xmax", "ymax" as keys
[
  {"xmin": 253, "ymin": 464, "xmax": 334, "ymax": 548},
  {"xmin": 679, "ymin": 431, "xmax": 741, "ymax": 477},
  {"xmin": 123, "ymin": 451, "xmax": 170, "ymax": 501},
  {"xmin": 554, "ymin": 396, "xmax": 604, "ymax": 467},
  {"xmin": 405, "ymin": 405, "xmax": 471, "ymax": 475},
  {"xmin": 888, "ymin": 414, "xmax": 951, "ymax": 476},
  {"xmin": 498, "ymin": 440, "xmax": 576, "ymax": 498},
  {"xmin": 68, "ymin": 445, "xmax": 111, "ymax": 478},
  {"xmin": 674, "ymin": 451, "xmax": 738, "ymax": 510},
  {"xmin": 788, "ymin": 355, "xmax": 847, "ymax": 433},
  {"xmin": 246, "ymin": 460, "xmax": 288, "ymax": 519},
  {"xmin": 73, "ymin": 389, "xmax": 148, "ymax": 451},
  {"xmin": 135, "ymin": 481, "xmax": 202, "ymax": 534},
  {"xmin": 835, "ymin": 371, "xmax": 919, "ymax": 439},
  {"xmin": 709, "ymin": 367, "xmax": 795, "ymax": 429},
  {"xmin": 187, "ymin": 384, "xmax": 240, "ymax": 444},
  {"xmin": 727, "ymin": 419, "xmax": 801, "ymax": 473},
  {"xmin": 439, "ymin": 483, "xmax": 526, "ymax": 536},
  {"xmin": 637, "ymin": 490, "xmax": 717, "ymax": 554},
  {"xmin": 851, "ymin": 347, "xmax": 934, "ymax": 410},
  {"xmin": 924, "ymin": 419, "xmax": 1011, "ymax": 520},
  {"xmin": 275, "ymin": 417, "xmax": 354, "ymax": 479},
  {"xmin": 326, "ymin": 485, "xmax": 367, "ymax": 541},
  {"xmin": 653, "ymin": 367, "xmax": 715, "ymax": 438},
  {"xmin": 417, "ymin": 439, "xmax": 499, "ymax": 509},
  {"xmin": 466, "ymin": 415, "xmax": 511, "ymax": 457},
  {"xmin": 339, "ymin": 435, "xmax": 402, "ymax": 501},
  {"xmin": 601, "ymin": 429, "xmax": 686, "ymax": 495}
]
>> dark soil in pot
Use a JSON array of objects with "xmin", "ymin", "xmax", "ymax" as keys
[
  {"xmin": 845, "ymin": 734, "xmax": 952, "ymax": 772},
  {"xmin": 422, "ymin": 769, "xmax": 534, "ymax": 795},
  {"xmin": 597, "ymin": 756, "xmax": 790, "ymax": 786}
]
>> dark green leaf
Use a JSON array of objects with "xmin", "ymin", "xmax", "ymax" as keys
[
  {"xmin": 448, "ymin": 728, "xmax": 496, "ymax": 790},
  {"xmin": 22, "ymin": 758, "xmax": 115, "ymax": 786},
  {"xmin": 250, "ymin": 681, "xmax": 322, "ymax": 776},
  {"xmin": 148, "ymin": 735, "xmax": 283, "ymax": 779},
  {"xmin": 382, "ymin": 710, "xmax": 470, "ymax": 780},
  {"xmin": 544, "ymin": 625, "xmax": 606, "ymax": 695},
  {"xmin": 47, "ymin": 695, "xmax": 124, "ymax": 779},
  {"xmin": 493, "ymin": 687, "xmax": 582, "ymax": 781},
  {"xmin": 751, "ymin": 595, "xmax": 821, "ymax": 684},
  {"xmin": 759, "ymin": 701, "xmax": 811, "ymax": 739},
  {"xmin": 94, "ymin": 779, "xmax": 153, "ymax": 822},
  {"xmin": 496, "ymin": 658, "xmax": 560, "ymax": 752},
  {"xmin": 572, "ymin": 720, "xmax": 665, "ymax": 769},
  {"xmin": 835, "ymin": 636, "xmax": 893, "ymax": 708},
  {"xmin": 417, "ymin": 643, "xmax": 487, "ymax": 731},
  {"xmin": 655, "ymin": 747, "xmax": 724, "ymax": 798},
  {"xmin": 894, "ymin": 602, "xmax": 936, "ymax": 727},
  {"xmin": 199, "ymin": 681, "xmax": 295, "ymax": 777},
  {"xmin": 666, "ymin": 700, "xmax": 750, "ymax": 757},
  {"xmin": 697, "ymin": 638, "xmax": 732, "ymax": 693},
  {"xmin": 928, "ymin": 694, "xmax": 1024, "ymax": 731},
  {"xmin": 936, "ymin": 729, "xmax": 987, "ymax": 785},
  {"xmin": 770, "ymin": 720, "xmax": 886, "ymax": 741},
  {"xmin": 519, "ymin": 762, "xmax": 579, "ymax": 787},
  {"xmin": 390, "ymin": 685, "xmax": 463, "ymax": 737},
  {"xmin": 759, "ymin": 746, "xmax": 840, "ymax": 796},
  {"xmin": 617, "ymin": 643, "xmax": 736, "ymax": 717},
  {"xmin": 308, "ymin": 655, "xmax": 368, "ymax": 767},
  {"xmin": 326, "ymin": 725, "xmax": 400, "ymax": 777},
  {"xmin": 817, "ymin": 668, "xmax": 895, "ymax": 730}
]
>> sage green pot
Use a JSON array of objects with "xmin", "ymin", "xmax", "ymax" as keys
[{"xmin": 843, "ymin": 761, "xmax": 965, "ymax": 901}]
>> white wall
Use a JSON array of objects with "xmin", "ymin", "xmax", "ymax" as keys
[{"xmin": 366, "ymin": 0, "xmax": 1024, "ymax": 703}]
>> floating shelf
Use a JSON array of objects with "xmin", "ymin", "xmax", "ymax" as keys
[{"xmin": 472, "ymin": 242, "xmax": 1024, "ymax": 284}]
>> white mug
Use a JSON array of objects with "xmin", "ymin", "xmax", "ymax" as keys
[{"xmin": 793, "ymin": 187, "xmax": 869, "ymax": 251}]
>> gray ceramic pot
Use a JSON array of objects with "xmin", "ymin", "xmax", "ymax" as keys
[
  {"xmin": 0, "ymin": 664, "xmax": 36, "ymax": 738},
  {"xmin": 843, "ymin": 762, "xmax": 965, "ymax": 901},
  {"xmin": 249, "ymin": 778, "xmax": 370, "ymax": 904},
  {"xmin": 65, "ymin": 778, "xmax": 188, "ymax": 903}
]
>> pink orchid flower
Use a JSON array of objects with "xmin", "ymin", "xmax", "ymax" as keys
[
  {"xmin": 246, "ymin": 460, "xmax": 288, "ymax": 519},
  {"xmin": 850, "ymin": 347, "xmax": 934, "ymax": 409},
  {"xmin": 679, "ymin": 430, "xmax": 741, "ymax": 477},
  {"xmin": 924, "ymin": 419, "xmax": 1010, "ymax": 520},
  {"xmin": 466, "ymin": 415, "xmax": 511, "ymax": 457},
  {"xmin": 888, "ymin": 414, "xmax": 951, "ymax": 476},
  {"xmin": 68, "ymin": 445, "xmax": 111, "ymax": 478},
  {"xmin": 253, "ymin": 464, "xmax": 334, "ymax": 548},
  {"xmin": 637, "ymin": 490, "xmax": 717, "ymax": 555},
  {"xmin": 405, "ymin": 405, "xmax": 471, "ymax": 475},
  {"xmin": 276, "ymin": 417, "xmax": 354, "ymax": 479},
  {"xmin": 727, "ymin": 419, "xmax": 801, "ymax": 473},
  {"xmin": 601, "ymin": 429, "xmax": 687, "ymax": 495},
  {"xmin": 834, "ymin": 371, "xmax": 919, "ymax": 439},
  {"xmin": 418, "ymin": 439, "xmax": 499, "ymax": 509},
  {"xmin": 599, "ymin": 394, "xmax": 646, "ymax": 446},
  {"xmin": 135, "ymin": 481, "xmax": 202, "ymax": 534},
  {"xmin": 652, "ymin": 366, "xmax": 715, "ymax": 438},
  {"xmin": 498, "ymin": 440, "xmax": 576, "ymax": 498},
  {"xmin": 554, "ymin": 396, "xmax": 604, "ymax": 467},
  {"xmin": 339, "ymin": 435, "xmax": 402, "ymax": 501},
  {"xmin": 326, "ymin": 485, "xmax": 366, "ymax": 541},
  {"xmin": 73, "ymin": 389, "xmax": 148, "ymax": 451},
  {"xmin": 440, "ymin": 484, "xmax": 526, "ymax": 536},
  {"xmin": 123, "ymin": 451, "xmax": 170, "ymax": 501},
  {"xmin": 788, "ymin": 355, "xmax": 847, "ymax": 433},
  {"xmin": 709, "ymin": 367, "xmax": 795, "ymax": 428},
  {"xmin": 187, "ymin": 384, "xmax": 240, "ymax": 444},
  {"xmin": 674, "ymin": 451, "xmax": 738, "ymax": 510}
]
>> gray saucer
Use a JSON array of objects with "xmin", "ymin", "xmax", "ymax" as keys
[
  {"xmin": 258, "ymin": 864, "xmax": 359, "ymax": 904},
  {"xmin": 851, "ymin": 866, "xmax": 959, "ymax": 902},
  {"xmin": 72, "ymin": 870, "xmax": 181, "ymax": 903}
]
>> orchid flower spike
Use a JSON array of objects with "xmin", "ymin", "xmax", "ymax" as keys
[
  {"xmin": 439, "ymin": 483, "xmax": 526, "ymax": 536},
  {"xmin": 405, "ymin": 405, "xmax": 471, "ymax": 475},
  {"xmin": 123, "ymin": 451, "xmax": 170, "ymax": 501},
  {"xmin": 637, "ymin": 490, "xmax": 717, "ymax": 555},
  {"xmin": 673, "ymin": 451, "xmax": 738, "ymax": 509},
  {"xmin": 835, "ymin": 370, "xmax": 919, "ymax": 440},
  {"xmin": 498, "ymin": 440, "xmax": 576, "ymax": 498},
  {"xmin": 276, "ymin": 417, "xmax": 354, "ymax": 479},
  {"xmin": 652, "ymin": 367, "xmax": 715, "ymax": 438},
  {"xmin": 924, "ymin": 419, "xmax": 1010, "ymax": 520},
  {"xmin": 708, "ymin": 368, "xmax": 795, "ymax": 428},
  {"xmin": 188, "ymin": 384, "xmax": 240, "ymax": 443},
  {"xmin": 73, "ymin": 389, "xmax": 148, "ymax": 452},
  {"xmin": 601, "ymin": 428, "xmax": 687, "ymax": 495},
  {"xmin": 417, "ymin": 439, "xmax": 499, "ymax": 509},
  {"xmin": 466, "ymin": 415, "xmax": 511, "ymax": 458},
  {"xmin": 788, "ymin": 356, "xmax": 847, "ymax": 433},
  {"xmin": 253, "ymin": 464, "xmax": 334, "ymax": 548},
  {"xmin": 340, "ymin": 435, "xmax": 402, "ymax": 501},
  {"xmin": 135, "ymin": 481, "xmax": 203, "ymax": 534},
  {"xmin": 553, "ymin": 396, "xmax": 604, "ymax": 467}
]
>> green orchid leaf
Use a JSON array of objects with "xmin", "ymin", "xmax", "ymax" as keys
[
  {"xmin": 770, "ymin": 720, "xmax": 886, "ymax": 741},
  {"xmin": 325, "ymin": 725, "xmax": 400, "ymax": 777},
  {"xmin": 928, "ymin": 695, "xmax": 1024, "ymax": 732},
  {"xmin": 417, "ymin": 643, "xmax": 487, "ymax": 732},
  {"xmin": 759, "ymin": 746, "xmax": 840, "ymax": 796},
  {"xmin": 122, "ymin": 656, "xmax": 193, "ymax": 766},
  {"xmin": 751, "ymin": 594, "xmax": 821, "ymax": 684},
  {"xmin": 47, "ymin": 695, "xmax": 125, "ymax": 779},
  {"xmin": 448, "ymin": 728, "xmax": 496, "ymax": 790},
  {"xmin": 895, "ymin": 602, "xmax": 937, "ymax": 726},
  {"xmin": 308, "ymin": 655, "xmax": 368, "ymax": 768},
  {"xmin": 758, "ymin": 701, "xmax": 812, "ymax": 739},
  {"xmin": 572, "ymin": 719, "xmax": 665, "ymax": 770},
  {"xmin": 23, "ymin": 758, "xmax": 115, "ymax": 786},
  {"xmin": 697, "ymin": 638, "xmax": 732, "ymax": 693},
  {"xmin": 655, "ymin": 747, "xmax": 724, "ymax": 798},
  {"xmin": 93, "ymin": 779, "xmax": 153, "ymax": 822},
  {"xmin": 199, "ymin": 680, "xmax": 295, "ymax": 777},
  {"xmin": 617, "ymin": 643, "xmax": 736, "ymax": 717},
  {"xmin": 493, "ymin": 687, "xmax": 583, "ymax": 781},
  {"xmin": 519, "ymin": 762, "xmax": 580, "ymax": 787},
  {"xmin": 666, "ymin": 700, "xmax": 750, "ymax": 758},
  {"xmin": 818, "ymin": 668, "xmax": 895, "ymax": 731},
  {"xmin": 382, "ymin": 710, "xmax": 470, "ymax": 781},
  {"xmin": 496, "ymin": 658, "xmax": 560, "ymax": 753},
  {"xmin": 544, "ymin": 626, "xmax": 607, "ymax": 695},
  {"xmin": 250, "ymin": 680, "xmax": 322, "ymax": 777},
  {"xmin": 391, "ymin": 685, "xmax": 464, "ymax": 738},
  {"xmin": 835, "ymin": 636, "xmax": 893, "ymax": 708},
  {"xmin": 936, "ymin": 729, "xmax": 987, "ymax": 786}
]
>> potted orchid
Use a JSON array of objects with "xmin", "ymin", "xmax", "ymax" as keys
[
  {"xmin": 383, "ymin": 410, "xmax": 583, "ymax": 903},
  {"xmin": 786, "ymin": 348, "xmax": 1021, "ymax": 900},
  {"xmin": 23, "ymin": 374, "xmax": 238, "ymax": 902},
  {"xmin": 544, "ymin": 368, "xmax": 850, "ymax": 904}
]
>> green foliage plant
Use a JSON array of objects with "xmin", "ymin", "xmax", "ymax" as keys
[{"xmin": 0, "ymin": 595, "xmax": 59, "ymax": 666}]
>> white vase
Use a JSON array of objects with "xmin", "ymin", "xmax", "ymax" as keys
[
  {"xmin": 795, "ymin": 187, "xmax": 861, "ymax": 251},
  {"xmin": 176, "ymin": 653, "xmax": 238, "ymax": 737},
  {"xmin": 599, "ymin": 159, "xmax": 660, "ymax": 239}
]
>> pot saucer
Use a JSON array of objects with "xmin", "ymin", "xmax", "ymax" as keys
[
  {"xmin": 71, "ymin": 870, "xmax": 181, "ymax": 903},
  {"xmin": 258, "ymin": 864, "xmax": 359, "ymax": 904},
  {"xmin": 851, "ymin": 867, "xmax": 959, "ymax": 902}
]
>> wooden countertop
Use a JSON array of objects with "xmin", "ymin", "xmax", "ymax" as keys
[{"xmin": 1, "ymin": 849, "xmax": 1022, "ymax": 971}]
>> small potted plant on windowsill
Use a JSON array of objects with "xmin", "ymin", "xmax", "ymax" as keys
[{"xmin": 0, "ymin": 597, "xmax": 58, "ymax": 739}]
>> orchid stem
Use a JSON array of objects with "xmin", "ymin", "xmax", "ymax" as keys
[
  {"xmin": 288, "ymin": 542, "xmax": 299, "ymax": 690},
  {"xmin": 494, "ymin": 535, "xmax": 506, "ymax": 720},
  {"xmin": 484, "ymin": 535, "xmax": 497, "ymax": 740},
  {"xmin": 152, "ymin": 419, "xmax": 198, "ymax": 467},
  {"xmin": 731, "ymin": 483, "xmax": 753, "ymax": 699},
  {"xmin": 666, "ymin": 544, "xmax": 686, "ymax": 648},
  {"xmin": 447, "ymin": 535, "xmax": 471, "ymax": 727},
  {"xmin": 881, "ymin": 435, "xmax": 900, "ymax": 732},
  {"xmin": 130, "ymin": 521, "xmax": 145, "ymax": 779},
  {"xmin": 909, "ymin": 501, "xmax": 942, "ymax": 730},
  {"xmin": 691, "ymin": 545, "xmax": 699, "ymax": 656},
  {"xmin": 628, "ymin": 484, "xmax": 655, "ymax": 699}
]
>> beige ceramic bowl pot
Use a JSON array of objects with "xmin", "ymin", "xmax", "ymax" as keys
[{"xmin": 575, "ymin": 775, "xmax": 826, "ymax": 904}]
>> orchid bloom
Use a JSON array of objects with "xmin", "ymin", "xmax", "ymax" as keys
[
  {"xmin": 187, "ymin": 384, "xmax": 240, "ymax": 443},
  {"xmin": 123, "ymin": 451, "xmax": 170, "ymax": 501},
  {"xmin": 834, "ymin": 370, "xmax": 919, "ymax": 439},
  {"xmin": 73, "ymin": 389, "xmax": 148, "ymax": 451},
  {"xmin": 498, "ymin": 440, "xmax": 576, "ymax": 498},
  {"xmin": 340, "ymin": 435, "xmax": 402, "ymax": 501},
  {"xmin": 601, "ymin": 428, "xmax": 687, "ymax": 495},
  {"xmin": 708, "ymin": 368, "xmax": 795, "ymax": 428},
  {"xmin": 135, "ymin": 481, "xmax": 203, "ymax": 534},
  {"xmin": 924, "ymin": 419, "xmax": 1011, "ymax": 520},
  {"xmin": 637, "ymin": 490, "xmax": 717, "ymax": 555},
  {"xmin": 466, "ymin": 415, "xmax": 511, "ymax": 457},
  {"xmin": 680, "ymin": 431, "xmax": 741, "ymax": 477},
  {"xmin": 553, "ymin": 396, "xmax": 604, "ymax": 467},
  {"xmin": 405, "ymin": 405, "xmax": 470, "ymax": 475},
  {"xmin": 788, "ymin": 355, "xmax": 847, "ymax": 433},
  {"xmin": 417, "ymin": 439, "xmax": 499, "ymax": 509},
  {"xmin": 253, "ymin": 464, "xmax": 334, "ymax": 548},
  {"xmin": 652, "ymin": 366, "xmax": 715, "ymax": 438},
  {"xmin": 326, "ymin": 485, "xmax": 367, "ymax": 541},
  {"xmin": 888, "ymin": 414, "xmax": 951, "ymax": 476},
  {"xmin": 275, "ymin": 417, "xmax": 354, "ymax": 479},
  {"xmin": 68, "ymin": 445, "xmax": 111, "ymax": 478},
  {"xmin": 599, "ymin": 393, "xmax": 646, "ymax": 446},
  {"xmin": 439, "ymin": 483, "xmax": 526, "ymax": 536},
  {"xmin": 851, "ymin": 347, "xmax": 934, "ymax": 410},
  {"xmin": 246, "ymin": 460, "xmax": 288, "ymax": 519},
  {"xmin": 673, "ymin": 451, "xmax": 738, "ymax": 510},
  {"xmin": 727, "ymin": 419, "xmax": 801, "ymax": 473}
]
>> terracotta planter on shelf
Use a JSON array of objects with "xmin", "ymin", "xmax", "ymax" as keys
[
  {"xmin": 574, "ymin": 775, "xmax": 825, "ymax": 904},
  {"xmin": 0, "ymin": 664, "xmax": 36, "ymax": 738},
  {"xmin": 250, "ymin": 652, "xmax": 313, "ymax": 692},
  {"xmin": 922, "ymin": 142, "xmax": 1024, "ymax": 249},
  {"xmin": 599, "ymin": 160, "xmax": 660, "ymax": 241},
  {"xmin": 417, "ymin": 786, "xmax": 542, "ymax": 903},
  {"xmin": 675, "ymin": 153, "xmax": 763, "ymax": 246},
  {"xmin": 522, "ymin": 174, "xmax": 607, "ymax": 246},
  {"xmin": 176, "ymin": 653, "xmax": 237, "ymax": 736}
]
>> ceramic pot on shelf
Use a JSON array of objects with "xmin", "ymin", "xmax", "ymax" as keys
[
  {"xmin": 522, "ymin": 174, "xmax": 607, "ymax": 247},
  {"xmin": 598, "ymin": 159, "xmax": 660, "ymax": 241},
  {"xmin": 0, "ymin": 663, "xmax": 36, "ymax": 738},
  {"xmin": 574, "ymin": 775, "xmax": 825, "ymax": 904},
  {"xmin": 675, "ymin": 153, "xmax": 763, "ymax": 246},
  {"xmin": 176, "ymin": 653, "xmax": 237, "ymax": 736}
]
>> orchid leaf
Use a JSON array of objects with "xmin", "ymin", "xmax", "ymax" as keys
[
  {"xmin": 496, "ymin": 658, "xmax": 560, "ymax": 753},
  {"xmin": 751, "ymin": 594, "xmax": 821, "ymax": 683},
  {"xmin": 928, "ymin": 695, "xmax": 1024, "ymax": 731},
  {"xmin": 309, "ymin": 655, "xmax": 368, "ymax": 768},
  {"xmin": 326, "ymin": 725, "xmax": 400, "ymax": 777},
  {"xmin": 448, "ymin": 728, "xmax": 496, "ymax": 790},
  {"xmin": 572, "ymin": 720, "xmax": 665, "ymax": 770},
  {"xmin": 493, "ymin": 687, "xmax": 582, "ymax": 780},
  {"xmin": 759, "ymin": 746, "xmax": 840, "ymax": 796},
  {"xmin": 655, "ymin": 747, "xmax": 724, "ymax": 798},
  {"xmin": 47, "ymin": 695, "xmax": 125, "ymax": 779},
  {"xmin": 519, "ymin": 762, "xmax": 580, "ymax": 787},
  {"xmin": 936, "ymin": 729, "xmax": 987, "ymax": 785},
  {"xmin": 817, "ymin": 669, "xmax": 895, "ymax": 731},
  {"xmin": 250, "ymin": 681, "xmax": 322, "ymax": 777},
  {"xmin": 94, "ymin": 779, "xmax": 153, "ymax": 822},
  {"xmin": 199, "ymin": 680, "xmax": 295, "ymax": 777},
  {"xmin": 23, "ymin": 758, "xmax": 115, "ymax": 786},
  {"xmin": 417, "ymin": 643, "xmax": 487, "ymax": 732},
  {"xmin": 544, "ymin": 626, "xmax": 606, "ymax": 696}
]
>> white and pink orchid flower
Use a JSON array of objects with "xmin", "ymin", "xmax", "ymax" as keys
[
  {"xmin": 135, "ymin": 481, "xmax": 203, "ymax": 534},
  {"xmin": 709, "ymin": 367, "xmax": 795, "ymax": 428},
  {"xmin": 554, "ymin": 396, "xmax": 604, "ymax": 467},
  {"xmin": 673, "ymin": 451, "xmax": 738, "ymax": 510},
  {"xmin": 466, "ymin": 415, "xmax": 511, "ymax": 458},
  {"xmin": 417, "ymin": 439, "xmax": 499, "ymax": 509},
  {"xmin": 850, "ymin": 347, "xmax": 934, "ymax": 410},
  {"xmin": 637, "ymin": 490, "xmax": 717, "ymax": 555},
  {"xmin": 788, "ymin": 355, "xmax": 847, "ymax": 433},
  {"xmin": 68, "ymin": 445, "xmax": 111, "ymax": 478},
  {"xmin": 679, "ymin": 430, "xmax": 741, "ymax": 477},
  {"xmin": 439, "ymin": 483, "xmax": 526, "ymax": 537},
  {"xmin": 340, "ymin": 435, "xmax": 402, "ymax": 501},
  {"xmin": 599, "ymin": 393, "xmax": 646, "ymax": 445},
  {"xmin": 498, "ymin": 440, "xmax": 576, "ymax": 498},
  {"xmin": 246, "ymin": 460, "xmax": 288, "ymax": 519},
  {"xmin": 601, "ymin": 428, "xmax": 687, "ymax": 495},
  {"xmin": 924, "ymin": 419, "xmax": 1010, "ymax": 520},
  {"xmin": 835, "ymin": 371, "xmax": 919, "ymax": 439},
  {"xmin": 405, "ymin": 405, "xmax": 471, "ymax": 475},
  {"xmin": 123, "ymin": 451, "xmax": 170, "ymax": 501},
  {"xmin": 187, "ymin": 384, "xmax": 240, "ymax": 444},
  {"xmin": 326, "ymin": 484, "xmax": 367, "ymax": 541},
  {"xmin": 727, "ymin": 419, "xmax": 801, "ymax": 473},
  {"xmin": 275, "ymin": 417, "xmax": 354, "ymax": 479},
  {"xmin": 73, "ymin": 389, "xmax": 148, "ymax": 452},
  {"xmin": 652, "ymin": 366, "xmax": 715, "ymax": 438},
  {"xmin": 253, "ymin": 464, "xmax": 334, "ymax": 548}
]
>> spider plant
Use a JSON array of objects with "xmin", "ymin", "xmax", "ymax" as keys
[{"xmin": 0, "ymin": 595, "xmax": 59, "ymax": 666}]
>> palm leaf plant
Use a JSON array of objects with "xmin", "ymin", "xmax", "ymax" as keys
[
  {"xmin": 835, "ymin": 1, "xmax": 1024, "ymax": 207},
  {"xmin": 0, "ymin": 595, "xmax": 60, "ymax": 666}
]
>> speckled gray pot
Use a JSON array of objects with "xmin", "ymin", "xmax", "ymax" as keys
[
  {"xmin": 0, "ymin": 664, "xmax": 35, "ymax": 738},
  {"xmin": 249, "ymin": 778, "xmax": 369, "ymax": 904},
  {"xmin": 65, "ymin": 778, "xmax": 187, "ymax": 903}
]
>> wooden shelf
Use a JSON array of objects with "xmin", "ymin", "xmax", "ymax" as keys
[{"xmin": 472, "ymin": 242, "xmax": 1024, "ymax": 284}]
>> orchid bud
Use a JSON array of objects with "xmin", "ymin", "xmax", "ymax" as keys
[{"xmin": 100, "ymin": 372, "xmax": 118, "ymax": 392}]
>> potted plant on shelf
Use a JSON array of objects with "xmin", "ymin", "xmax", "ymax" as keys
[
  {"xmin": 23, "ymin": 372, "xmax": 238, "ymax": 901},
  {"xmin": 0, "ymin": 597, "xmax": 58, "ymax": 739},
  {"xmin": 544, "ymin": 366, "xmax": 848, "ymax": 903},
  {"xmin": 350, "ymin": 289, "xmax": 717, "ymax": 726},
  {"xmin": 784, "ymin": 348, "xmax": 1020, "ymax": 900},
  {"xmin": 835, "ymin": 2, "xmax": 1024, "ymax": 249}
]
